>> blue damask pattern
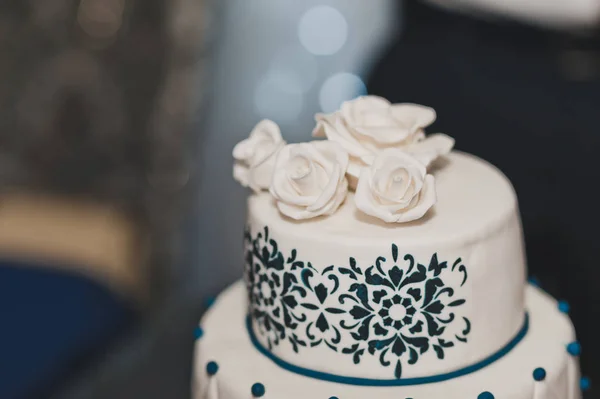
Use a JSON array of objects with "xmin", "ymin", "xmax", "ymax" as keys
[{"xmin": 244, "ymin": 226, "xmax": 471, "ymax": 379}]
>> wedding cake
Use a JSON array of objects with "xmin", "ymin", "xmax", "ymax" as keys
[{"xmin": 193, "ymin": 97, "xmax": 583, "ymax": 399}]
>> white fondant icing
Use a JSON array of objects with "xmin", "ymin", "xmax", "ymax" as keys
[
  {"xmin": 233, "ymin": 119, "xmax": 286, "ymax": 193},
  {"xmin": 193, "ymin": 282, "xmax": 581, "ymax": 399},
  {"xmin": 568, "ymin": 359, "xmax": 581, "ymax": 399},
  {"xmin": 270, "ymin": 141, "xmax": 349, "ymax": 220},
  {"xmin": 313, "ymin": 96, "xmax": 454, "ymax": 182},
  {"xmin": 354, "ymin": 149, "xmax": 436, "ymax": 223},
  {"xmin": 246, "ymin": 152, "xmax": 526, "ymax": 379},
  {"xmin": 200, "ymin": 377, "xmax": 218, "ymax": 399}
]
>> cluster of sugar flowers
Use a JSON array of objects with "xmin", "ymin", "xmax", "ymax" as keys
[{"xmin": 233, "ymin": 96, "xmax": 454, "ymax": 223}]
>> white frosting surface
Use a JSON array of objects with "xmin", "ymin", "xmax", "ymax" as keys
[
  {"xmin": 193, "ymin": 281, "xmax": 580, "ymax": 399},
  {"xmin": 249, "ymin": 152, "xmax": 517, "ymax": 245},
  {"xmin": 246, "ymin": 152, "xmax": 527, "ymax": 379}
]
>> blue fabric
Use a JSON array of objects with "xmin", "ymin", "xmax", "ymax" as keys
[{"xmin": 0, "ymin": 260, "xmax": 136, "ymax": 399}]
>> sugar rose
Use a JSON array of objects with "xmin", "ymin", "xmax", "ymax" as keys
[
  {"xmin": 270, "ymin": 141, "xmax": 349, "ymax": 220},
  {"xmin": 355, "ymin": 149, "xmax": 436, "ymax": 223},
  {"xmin": 313, "ymin": 96, "xmax": 453, "ymax": 185},
  {"xmin": 233, "ymin": 119, "xmax": 285, "ymax": 192}
]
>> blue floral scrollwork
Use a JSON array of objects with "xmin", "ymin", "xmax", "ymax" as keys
[{"xmin": 244, "ymin": 227, "xmax": 471, "ymax": 379}]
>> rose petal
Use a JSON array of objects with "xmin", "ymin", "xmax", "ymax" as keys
[
  {"xmin": 310, "ymin": 177, "xmax": 348, "ymax": 216},
  {"xmin": 286, "ymin": 155, "xmax": 319, "ymax": 196},
  {"xmin": 383, "ymin": 167, "xmax": 412, "ymax": 202},
  {"xmin": 307, "ymin": 164, "xmax": 342, "ymax": 212},
  {"xmin": 340, "ymin": 96, "xmax": 390, "ymax": 127},
  {"xmin": 409, "ymin": 130, "xmax": 426, "ymax": 144},
  {"xmin": 276, "ymin": 182, "xmax": 346, "ymax": 220},
  {"xmin": 248, "ymin": 150, "xmax": 279, "ymax": 191},
  {"xmin": 333, "ymin": 118, "xmax": 374, "ymax": 158},
  {"xmin": 342, "ymin": 96, "xmax": 391, "ymax": 114},
  {"xmin": 324, "ymin": 179, "xmax": 349, "ymax": 214},
  {"xmin": 382, "ymin": 183, "xmax": 420, "ymax": 213},
  {"xmin": 389, "ymin": 103, "xmax": 436, "ymax": 131},
  {"xmin": 360, "ymin": 154, "xmax": 375, "ymax": 166},
  {"xmin": 272, "ymin": 169, "xmax": 319, "ymax": 207},
  {"xmin": 312, "ymin": 112, "xmax": 334, "ymax": 138},
  {"xmin": 311, "ymin": 140, "xmax": 349, "ymax": 175},
  {"xmin": 374, "ymin": 149, "xmax": 427, "ymax": 177},
  {"xmin": 271, "ymin": 146, "xmax": 320, "ymax": 206},
  {"xmin": 355, "ymin": 169, "xmax": 398, "ymax": 223},
  {"xmin": 312, "ymin": 112, "xmax": 340, "ymax": 139},
  {"xmin": 233, "ymin": 119, "xmax": 282, "ymax": 163},
  {"xmin": 233, "ymin": 119, "xmax": 286, "ymax": 192},
  {"xmin": 354, "ymin": 148, "xmax": 437, "ymax": 224},
  {"xmin": 276, "ymin": 201, "xmax": 310, "ymax": 220},
  {"xmin": 232, "ymin": 139, "xmax": 254, "ymax": 162},
  {"xmin": 406, "ymin": 133, "xmax": 455, "ymax": 167},
  {"xmin": 346, "ymin": 164, "xmax": 361, "ymax": 190},
  {"xmin": 233, "ymin": 162, "xmax": 250, "ymax": 188},
  {"xmin": 391, "ymin": 174, "xmax": 437, "ymax": 223},
  {"xmin": 270, "ymin": 141, "xmax": 349, "ymax": 220},
  {"xmin": 371, "ymin": 163, "xmax": 411, "ymax": 206},
  {"xmin": 368, "ymin": 149, "xmax": 426, "ymax": 207},
  {"xmin": 353, "ymin": 125, "xmax": 414, "ymax": 145},
  {"xmin": 313, "ymin": 114, "xmax": 375, "ymax": 159}
]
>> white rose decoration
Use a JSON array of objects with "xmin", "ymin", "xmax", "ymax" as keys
[
  {"xmin": 313, "ymin": 95, "xmax": 454, "ymax": 183},
  {"xmin": 233, "ymin": 119, "xmax": 286, "ymax": 192},
  {"xmin": 355, "ymin": 149, "xmax": 436, "ymax": 223},
  {"xmin": 270, "ymin": 141, "xmax": 349, "ymax": 220}
]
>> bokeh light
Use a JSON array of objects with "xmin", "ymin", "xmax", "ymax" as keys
[
  {"xmin": 254, "ymin": 70, "xmax": 304, "ymax": 122},
  {"xmin": 298, "ymin": 6, "xmax": 348, "ymax": 56},
  {"xmin": 270, "ymin": 46, "xmax": 318, "ymax": 93},
  {"xmin": 319, "ymin": 72, "xmax": 367, "ymax": 113}
]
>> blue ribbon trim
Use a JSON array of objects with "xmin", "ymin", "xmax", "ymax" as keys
[{"xmin": 246, "ymin": 313, "xmax": 529, "ymax": 386}]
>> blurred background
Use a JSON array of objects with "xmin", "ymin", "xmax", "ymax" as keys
[
  {"xmin": 0, "ymin": 0, "xmax": 598, "ymax": 398},
  {"xmin": 194, "ymin": 0, "xmax": 396, "ymax": 313}
]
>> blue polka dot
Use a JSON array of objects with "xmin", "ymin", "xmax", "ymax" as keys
[
  {"xmin": 329, "ymin": 397, "xmax": 339, "ymax": 399},
  {"xmin": 567, "ymin": 341, "xmax": 581, "ymax": 356},
  {"xmin": 528, "ymin": 276, "xmax": 541, "ymax": 287},
  {"xmin": 558, "ymin": 300, "xmax": 570, "ymax": 313},
  {"xmin": 581, "ymin": 376, "xmax": 591, "ymax": 391},
  {"xmin": 206, "ymin": 361, "xmax": 219, "ymax": 376},
  {"xmin": 194, "ymin": 326, "xmax": 204, "ymax": 339},
  {"xmin": 251, "ymin": 382, "xmax": 266, "ymax": 397},
  {"xmin": 206, "ymin": 296, "xmax": 216, "ymax": 308},
  {"xmin": 533, "ymin": 367, "xmax": 546, "ymax": 381},
  {"xmin": 478, "ymin": 392, "xmax": 494, "ymax": 399}
]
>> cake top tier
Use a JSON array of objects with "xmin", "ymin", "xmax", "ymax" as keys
[
  {"xmin": 249, "ymin": 151, "xmax": 517, "ymax": 248},
  {"xmin": 244, "ymin": 150, "xmax": 526, "ymax": 381},
  {"xmin": 238, "ymin": 97, "xmax": 528, "ymax": 381}
]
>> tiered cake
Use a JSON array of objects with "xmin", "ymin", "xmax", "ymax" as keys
[{"xmin": 193, "ymin": 97, "xmax": 582, "ymax": 399}]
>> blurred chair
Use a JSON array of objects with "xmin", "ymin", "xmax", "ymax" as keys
[{"xmin": 0, "ymin": 0, "xmax": 210, "ymax": 397}]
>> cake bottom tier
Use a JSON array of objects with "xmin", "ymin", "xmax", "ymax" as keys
[{"xmin": 193, "ymin": 281, "xmax": 581, "ymax": 399}]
